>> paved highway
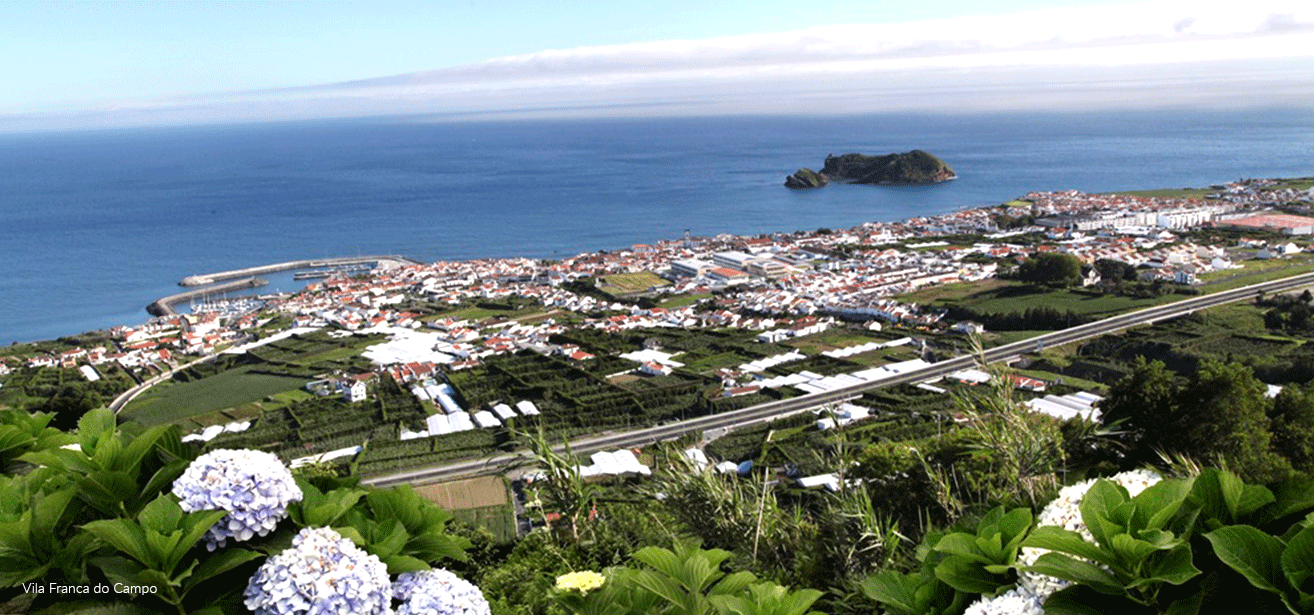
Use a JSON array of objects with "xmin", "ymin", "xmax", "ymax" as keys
[{"xmin": 354, "ymin": 270, "xmax": 1314, "ymax": 486}]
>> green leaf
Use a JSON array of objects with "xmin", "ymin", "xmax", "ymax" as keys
[
  {"xmin": 1238, "ymin": 485, "xmax": 1278, "ymax": 520},
  {"xmin": 1022, "ymin": 526, "xmax": 1119, "ymax": 568},
  {"xmin": 1024, "ymin": 552, "xmax": 1124, "ymax": 595},
  {"xmin": 186, "ymin": 548, "xmax": 263, "ymax": 591},
  {"xmin": 934, "ymin": 556, "xmax": 1004, "ymax": 595},
  {"xmin": 1041, "ymin": 585, "xmax": 1137, "ymax": 615},
  {"xmin": 77, "ymin": 408, "xmax": 117, "ymax": 451},
  {"xmin": 934, "ymin": 533, "xmax": 993, "ymax": 565},
  {"xmin": 1110, "ymin": 534, "xmax": 1159, "ymax": 565},
  {"xmin": 173, "ymin": 508, "xmax": 227, "ymax": 563},
  {"xmin": 1134, "ymin": 478, "xmax": 1192, "ymax": 532},
  {"xmin": 860, "ymin": 571, "xmax": 924, "ymax": 615},
  {"xmin": 1138, "ymin": 545, "xmax": 1201, "ymax": 586},
  {"xmin": 380, "ymin": 554, "xmax": 430, "ymax": 574},
  {"xmin": 713, "ymin": 571, "xmax": 756, "ymax": 597},
  {"xmin": 1164, "ymin": 591, "xmax": 1204, "ymax": 615},
  {"xmin": 1281, "ymin": 525, "xmax": 1314, "ymax": 594},
  {"xmin": 137, "ymin": 496, "xmax": 183, "ymax": 533},
  {"xmin": 997, "ymin": 507, "xmax": 1033, "ymax": 542},
  {"xmin": 1205, "ymin": 525, "xmax": 1285, "ymax": 594},
  {"xmin": 77, "ymin": 471, "xmax": 138, "ymax": 516},
  {"xmin": 88, "ymin": 555, "xmax": 146, "ymax": 589},
  {"xmin": 1080, "ymin": 480, "xmax": 1130, "ymax": 546},
  {"xmin": 81, "ymin": 520, "xmax": 155, "ymax": 568},
  {"xmin": 1262, "ymin": 477, "xmax": 1314, "ymax": 524},
  {"xmin": 31, "ymin": 487, "xmax": 77, "ymax": 542}
]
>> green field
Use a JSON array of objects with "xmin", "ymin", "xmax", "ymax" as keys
[
  {"xmin": 935, "ymin": 281, "xmax": 1168, "ymax": 317},
  {"xmin": 121, "ymin": 365, "xmax": 309, "ymax": 426},
  {"xmin": 598, "ymin": 271, "xmax": 671, "ymax": 296},
  {"xmin": 657, "ymin": 292, "xmax": 712, "ymax": 308},
  {"xmin": 1200, "ymin": 258, "xmax": 1314, "ymax": 291},
  {"xmin": 1108, "ymin": 187, "xmax": 1215, "ymax": 199},
  {"xmin": 450, "ymin": 504, "xmax": 519, "ymax": 544}
]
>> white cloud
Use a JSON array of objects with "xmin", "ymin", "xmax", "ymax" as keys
[{"xmin": 3, "ymin": 0, "xmax": 1311, "ymax": 131}]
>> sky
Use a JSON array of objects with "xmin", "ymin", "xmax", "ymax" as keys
[{"xmin": 2, "ymin": 0, "xmax": 1312, "ymax": 131}]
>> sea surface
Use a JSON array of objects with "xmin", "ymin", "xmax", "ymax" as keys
[{"xmin": 2, "ymin": 109, "xmax": 1313, "ymax": 343}]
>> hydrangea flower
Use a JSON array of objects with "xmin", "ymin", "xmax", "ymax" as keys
[
  {"xmin": 245, "ymin": 527, "xmax": 392, "ymax": 615},
  {"xmin": 392, "ymin": 569, "xmax": 491, "ymax": 615},
  {"xmin": 1015, "ymin": 469, "xmax": 1162, "ymax": 598},
  {"xmin": 555, "ymin": 571, "xmax": 606, "ymax": 596},
  {"xmin": 172, "ymin": 448, "xmax": 303, "ymax": 549},
  {"xmin": 963, "ymin": 586, "xmax": 1045, "ymax": 615}
]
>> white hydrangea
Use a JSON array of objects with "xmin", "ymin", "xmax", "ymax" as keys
[
  {"xmin": 1016, "ymin": 469, "xmax": 1162, "ymax": 598},
  {"xmin": 963, "ymin": 586, "xmax": 1045, "ymax": 615},
  {"xmin": 245, "ymin": 527, "xmax": 393, "ymax": 615},
  {"xmin": 392, "ymin": 569, "xmax": 491, "ymax": 615},
  {"xmin": 172, "ymin": 448, "xmax": 303, "ymax": 549}
]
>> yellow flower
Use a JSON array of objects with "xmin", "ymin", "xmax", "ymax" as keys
[{"xmin": 555, "ymin": 570, "xmax": 606, "ymax": 596}]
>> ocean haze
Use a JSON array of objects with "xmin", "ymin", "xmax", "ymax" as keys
[
  {"xmin": 1, "ymin": 109, "xmax": 1313, "ymax": 343},
  {"xmin": 1, "ymin": 1, "xmax": 1310, "ymax": 132}
]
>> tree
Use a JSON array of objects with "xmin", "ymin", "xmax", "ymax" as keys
[
  {"xmin": 1269, "ymin": 384, "xmax": 1314, "ymax": 474},
  {"xmin": 1178, "ymin": 361, "xmax": 1290, "ymax": 484},
  {"xmin": 39, "ymin": 382, "xmax": 103, "ymax": 431},
  {"xmin": 1094, "ymin": 258, "xmax": 1139, "ymax": 282},
  {"xmin": 1017, "ymin": 252, "xmax": 1083, "ymax": 287},
  {"xmin": 1100, "ymin": 357, "xmax": 1181, "ymax": 454}
]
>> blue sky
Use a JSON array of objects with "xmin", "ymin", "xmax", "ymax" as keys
[{"xmin": 2, "ymin": 0, "xmax": 1311, "ymax": 129}]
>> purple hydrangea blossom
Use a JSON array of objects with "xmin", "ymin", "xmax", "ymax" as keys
[
  {"xmin": 245, "ymin": 527, "xmax": 392, "ymax": 615},
  {"xmin": 392, "ymin": 569, "xmax": 491, "ymax": 615},
  {"xmin": 172, "ymin": 448, "xmax": 302, "ymax": 549}
]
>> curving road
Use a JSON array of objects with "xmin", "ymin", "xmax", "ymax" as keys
[{"xmin": 363, "ymin": 270, "xmax": 1314, "ymax": 487}]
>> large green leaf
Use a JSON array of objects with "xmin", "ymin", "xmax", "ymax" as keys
[
  {"xmin": 77, "ymin": 470, "xmax": 138, "ymax": 516},
  {"xmin": 81, "ymin": 520, "xmax": 154, "ymax": 569},
  {"xmin": 1021, "ymin": 526, "xmax": 1118, "ymax": 568},
  {"xmin": 1281, "ymin": 525, "xmax": 1314, "ymax": 595},
  {"xmin": 1133, "ymin": 478, "xmax": 1193, "ymax": 532},
  {"xmin": 1137, "ymin": 545, "xmax": 1201, "ymax": 586},
  {"xmin": 1109, "ymin": 534, "xmax": 1159, "ymax": 566},
  {"xmin": 1041, "ymin": 585, "xmax": 1139, "ymax": 615},
  {"xmin": 934, "ymin": 556, "xmax": 1004, "ymax": 595},
  {"xmin": 185, "ymin": 547, "xmax": 262, "ymax": 591},
  {"xmin": 1080, "ymin": 481, "xmax": 1129, "ymax": 546},
  {"xmin": 860, "ymin": 571, "xmax": 924, "ymax": 615},
  {"xmin": 1024, "ymin": 553, "xmax": 1124, "ymax": 595},
  {"xmin": 137, "ymin": 496, "xmax": 183, "ymax": 533},
  {"xmin": 1204, "ymin": 525, "xmax": 1285, "ymax": 595},
  {"xmin": 77, "ymin": 408, "xmax": 116, "ymax": 451},
  {"xmin": 933, "ymin": 534, "xmax": 993, "ymax": 565}
]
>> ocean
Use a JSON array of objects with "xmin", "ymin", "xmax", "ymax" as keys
[{"xmin": 2, "ymin": 109, "xmax": 1313, "ymax": 343}]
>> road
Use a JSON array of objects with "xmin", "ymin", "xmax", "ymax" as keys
[{"xmin": 363, "ymin": 270, "xmax": 1314, "ymax": 487}]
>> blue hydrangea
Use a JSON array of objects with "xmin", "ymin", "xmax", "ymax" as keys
[
  {"xmin": 172, "ymin": 448, "xmax": 302, "ymax": 549},
  {"xmin": 392, "ymin": 569, "xmax": 491, "ymax": 615},
  {"xmin": 245, "ymin": 527, "xmax": 393, "ymax": 615}
]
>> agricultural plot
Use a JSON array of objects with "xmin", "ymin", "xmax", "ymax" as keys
[
  {"xmin": 597, "ymin": 271, "xmax": 671, "ymax": 297},
  {"xmin": 121, "ymin": 365, "xmax": 310, "ymax": 426}
]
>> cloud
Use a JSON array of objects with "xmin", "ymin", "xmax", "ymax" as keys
[{"xmin": 3, "ymin": 0, "xmax": 1312, "ymax": 131}]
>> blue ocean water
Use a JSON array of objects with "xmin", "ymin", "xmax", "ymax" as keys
[{"xmin": 2, "ymin": 109, "xmax": 1313, "ymax": 343}]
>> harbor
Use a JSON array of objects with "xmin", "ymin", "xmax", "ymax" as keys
[
  {"xmin": 150, "ymin": 255, "xmax": 421, "ymax": 317},
  {"xmin": 147, "ymin": 277, "xmax": 268, "ymax": 316},
  {"xmin": 178, "ymin": 255, "xmax": 420, "ymax": 286}
]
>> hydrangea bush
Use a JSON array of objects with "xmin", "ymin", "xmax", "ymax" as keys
[
  {"xmin": 173, "ymin": 448, "xmax": 304, "ymax": 549},
  {"xmin": 245, "ymin": 527, "xmax": 393, "ymax": 615},
  {"xmin": 393, "ymin": 568, "xmax": 493, "ymax": 615},
  {"xmin": 966, "ymin": 469, "xmax": 1162, "ymax": 614}
]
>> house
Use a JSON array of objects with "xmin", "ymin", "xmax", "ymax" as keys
[
  {"xmin": 639, "ymin": 361, "xmax": 672, "ymax": 377},
  {"xmin": 344, "ymin": 380, "xmax": 368, "ymax": 403}
]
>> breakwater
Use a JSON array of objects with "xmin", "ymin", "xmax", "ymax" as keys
[
  {"xmin": 179, "ymin": 255, "xmax": 420, "ymax": 286},
  {"xmin": 148, "ymin": 277, "xmax": 268, "ymax": 317}
]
